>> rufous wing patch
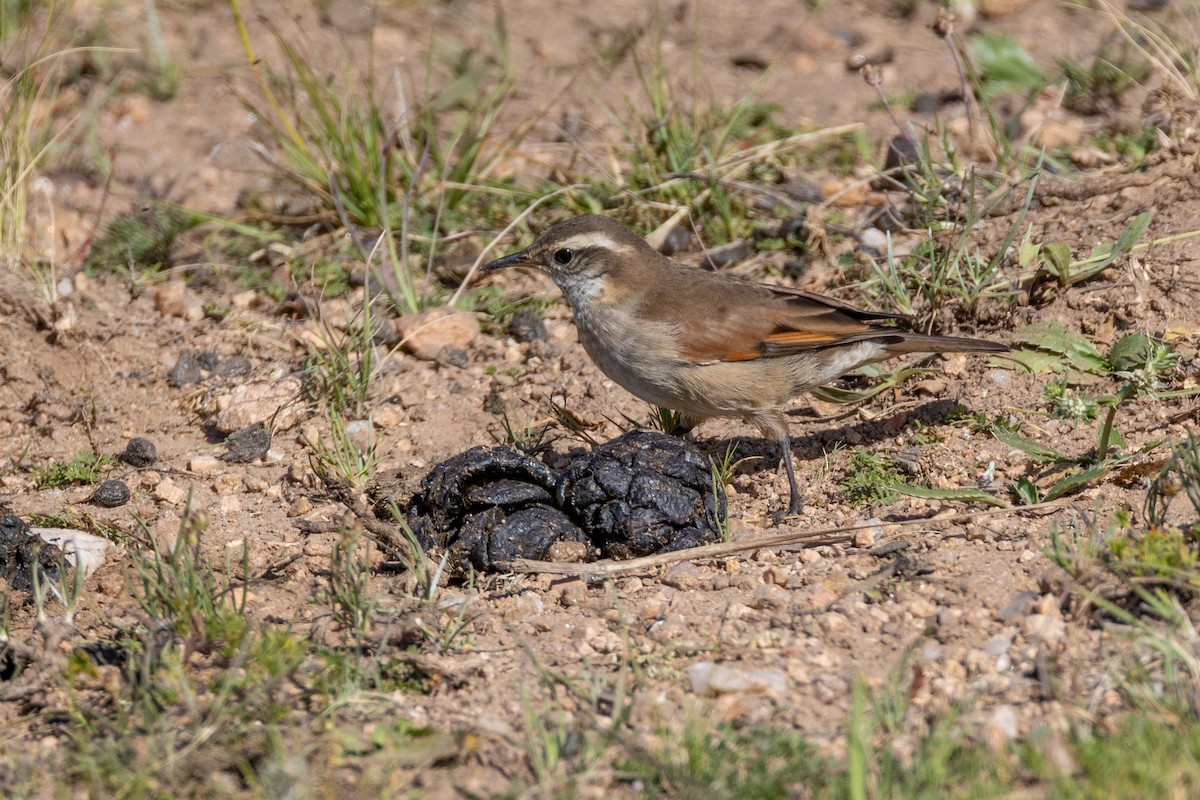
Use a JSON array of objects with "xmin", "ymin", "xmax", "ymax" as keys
[
  {"xmin": 764, "ymin": 330, "xmax": 839, "ymax": 346},
  {"xmin": 719, "ymin": 350, "xmax": 763, "ymax": 362}
]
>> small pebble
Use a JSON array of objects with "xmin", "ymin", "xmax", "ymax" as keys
[
  {"xmin": 189, "ymin": 455, "xmax": 223, "ymax": 474},
  {"xmin": 120, "ymin": 437, "xmax": 158, "ymax": 468},
  {"xmin": 196, "ymin": 351, "xmax": 219, "ymax": 372},
  {"xmin": 168, "ymin": 350, "xmax": 202, "ymax": 387},
  {"xmin": 507, "ymin": 307, "xmax": 547, "ymax": 343},
  {"xmin": 92, "ymin": 479, "xmax": 130, "ymax": 508},
  {"xmin": 221, "ymin": 422, "xmax": 272, "ymax": 463},
  {"xmin": 216, "ymin": 355, "xmax": 252, "ymax": 377}
]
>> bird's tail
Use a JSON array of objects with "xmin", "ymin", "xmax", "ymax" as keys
[{"xmin": 882, "ymin": 333, "xmax": 1008, "ymax": 355}]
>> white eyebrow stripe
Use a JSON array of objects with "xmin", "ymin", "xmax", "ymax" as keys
[{"xmin": 553, "ymin": 233, "xmax": 624, "ymax": 250}]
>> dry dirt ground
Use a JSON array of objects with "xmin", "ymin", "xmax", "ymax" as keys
[{"xmin": 3, "ymin": 0, "xmax": 1200, "ymax": 795}]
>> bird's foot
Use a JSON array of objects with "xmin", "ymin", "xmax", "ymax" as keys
[{"xmin": 769, "ymin": 498, "xmax": 805, "ymax": 526}]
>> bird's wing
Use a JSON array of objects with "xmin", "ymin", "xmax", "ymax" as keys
[{"xmin": 640, "ymin": 270, "xmax": 905, "ymax": 364}]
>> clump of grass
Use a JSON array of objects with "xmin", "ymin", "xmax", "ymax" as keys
[
  {"xmin": 61, "ymin": 504, "xmax": 312, "ymax": 794},
  {"xmin": 36, "ymin": 452, "xmax": 112, "ymax": 489},
  {"xmin": 1107, "ymin": 526, "xmax": 1198, "ymax": 582},
  {"xmin": 304, "ymin": 411, "xmax": 379, "ymax": 491},
  {"xmin": 85, "ymin": 205, "xmax": 204, "ymax": 273},
  {"xmin": 1, "ymin": 4, "xmax": 80, "ymax": 311},
  {"xmin": 131, "ymin": 506, "xmax": 248, "ymax": 653},
  {"xmin": 1058, "ymin": 36, "xmax": 1152, "ymax": 114},
  {"xmin": 229, "ymin": 1, "xmax": 527, "ymax": 315},
  {"xmin": 320, "ymin": 524, "xmax": 377, "ymax": 639},
  {"xmin": 1099, "ymin": 0, "xmax": 1200, "ymax": 106}
]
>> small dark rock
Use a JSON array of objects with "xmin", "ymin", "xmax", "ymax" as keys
[
  {"xmin": 0, "ymin": 506, "xmax": 66, "ymax": 592},
  {"xmin": 92, "ymin": 479, "xmax": 131, "ymax": 508},
  {"xmin": 221, "ymin": 421, "xmax": 272, "ymax": 463},
  {"xmin": 778, "ymin": 176, "xmax": 823, "ymax": 205},
  {"xmin": 196, "ymin": 351, "xmax": 220, "ymax": 372},
  {"xmin": 701, "ymin": 241, "xmax": 752, "ymax": 271},
  {"xmin": 911, "ymin": 93, "xmax": 942, "ymax": 114},
  {"xmin": 507, "ymin": 308, "xmax": 547, "ymax": 343},
  {"xmin": 884, "ymin": 134, "xmax": 921, "ymax": 175},
  {"xmin": 216, "ymin": 355, "xmax": 252, "ymax": 377},
  {"xmin": 482, "ymin": 383, "xmax": 506, "ymax": 415},
  {"xmin": 659, "ymin": 226, "xmax": 694, "ymax": 257},
  {"xmin": 121, "ymin": 437, "xmax": 158, "ymax": 468},
  {"xmin": 731, "ymin": 52, "xmax": 769, "ymax": 70},
  {"xmin": 168, "ymin": 350, "xmax": 202, "ymax": 387},
  {"xmin": 439, "ymin": 346, "xmax": 469, "ymax": 368}
]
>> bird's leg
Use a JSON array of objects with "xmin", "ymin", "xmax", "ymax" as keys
[
  {"xmin": 671, "ymin": 413, "xmax": 702, "ymax": 439},
  {"xmin": 777, "ymin": 432, "xmax": 803, "ymax": 518},
  {"xmin": 754, "ymin": 411, "xmax": 802, "ymax": 520}
]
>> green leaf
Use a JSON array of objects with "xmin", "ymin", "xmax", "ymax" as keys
[
  {"xmin": 889, "ymin": 483, "xmax": 1010, "ymax": 508},
  {"xmin": 1069, "ymin": 212, "xmax": 1151, "ymax": 283},
  {"xmin": 1098, "ymin": 424, "xmax": 1126, "ymax": 454},
  {"xmin": 1013, "ymin": 477, "xmax": 1041, "ymax": 505},
  {"xmin": 971, "ymin": 33, "xmax": 1045, "ymax": 95},
  {"xmin": 993, "ymin": 425, "xmax": 1069, "ymax": 463},
  {"xmin": 811, "ymin": 367, "xmax": 937, "ymax": 404},
  {"xmin": 1042, "ymin": 242, "xmax": 1072, "ymax": 283},
  {"xmin": 1009, "ymin": 322, "xmax": 1108, "ymax": 375},
  {"xmin": 1107, "ymin": 332, "xmax": 1155, "ymax": 373},
  {"xmin": 1043, "ymin": 462, "xmax": 1112, "ymax": 501},
  {"xmin": 995, "ymin": 348, "xmax": 1081, "ymax": 375},
  {"xmin": 1018, "ymin": 237, "xmax": 1039, "ymax": 268}
]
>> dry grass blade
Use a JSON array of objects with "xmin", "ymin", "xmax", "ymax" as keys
[{"xmin": 502, "ymin": 501, "xmax": 1069, "ymax": 575}]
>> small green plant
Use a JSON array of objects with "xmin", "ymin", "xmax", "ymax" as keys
[
  {"xmin": 304, "ymin": 411, "xmax": 379, "ymax": 490},
  {"xmin": 86, "ymin": 205, "xmax": 204, "ymax": 273},
  {"xmin": 321, "ymin": 524, "xmax": 378, "ymax": 639},
  {"xmin": 29, "ymin": 547, "xmax": 83, "ymax": 625},
  {"xmin": 623, "ymin": 716, "xmax": 833, "ymax": 798},
  {"xmin": 1099, "ymin": 0, "xmax": 1200, "ymax": 106},
  {"xmin": 842, "ymin": 450, "xmax": 904, "ymax": 507},
  {"xmin": 1108, "ymin": 527, "xmax": 1198, "ymax": 583},
  {"xmin": 131, "ymin": 505, "xmax": 249, "ymax": 655},
  {"xmin": 385, "ymin": 502, "xmax": 450, "ymax": 603},
  {"xmin": 138, "ymin": 0, "xmax": 181, "ymax": 100},
  {"xmin": 303, "ymin": 292, "xmax": 378, "ymax": 417},
  {"xmin": 969, "ymin": 32, "xmax": 1046, "ymax": 98},
  {"xmin": 651, "ymin": 406, "xmax": 684, "ymax": 434},
  {"xmin": 1059, "ymin": 38, "xmax": 1152, "ymax": 112},
  {"xmin": 993, "ymin": 328, "xmax": 1191, "ymax": 504},
  {"xmin": 1, "ymin": 10, "xmax": 79, "ymax": 311},
  {"xmin": 36, "ymin": 452, "xmax": 112, "ymax": 489},
  {"xmin": 1044, "ymin": 378, "xmax": 1099, "ymax": 422},
  {"xmin": 1146, "ymin": 431, "xmax": 1200, "ymax": 526},
  {"xmin": 474, "ymin": 283, "xmax": 555, "ymax": 337},
  {"xmin": 229, "ymin": 1, "xmax": 526, "ymax": 315},
  {"xmin": 28, "ymin": 509, "xmax": 129, "ymax": 544}
]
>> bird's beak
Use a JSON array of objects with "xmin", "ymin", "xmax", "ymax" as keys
[{"xmin": 481, "ymin": 249, "xmax": 533, "ymax": 272}]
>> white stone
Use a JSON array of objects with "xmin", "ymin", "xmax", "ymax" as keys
[
  {"xmin": 31, "ymin": 528, "xmax": 114, "ymax": 578},
  {"xmin": 686, "ymin": 661, "xmax": 788, "ymax": 698}
]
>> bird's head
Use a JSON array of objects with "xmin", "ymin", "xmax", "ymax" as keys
[{"xmin": 481, "ymin": 215, "xmax": 659, "ymax": 300}]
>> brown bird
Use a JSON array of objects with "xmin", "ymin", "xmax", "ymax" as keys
[{"xmin": 483, "ymin": 215, "xmax": 1006, "ymax": 517}]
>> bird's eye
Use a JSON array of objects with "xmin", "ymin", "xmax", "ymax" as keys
[{"xmin": 553, "ymin": 248, "xmax": 573, "ymax": 265}]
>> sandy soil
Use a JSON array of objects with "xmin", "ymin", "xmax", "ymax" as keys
[{"xmin": 2, "ymin": 0, "xmax": 1200, "ymax": 794}]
